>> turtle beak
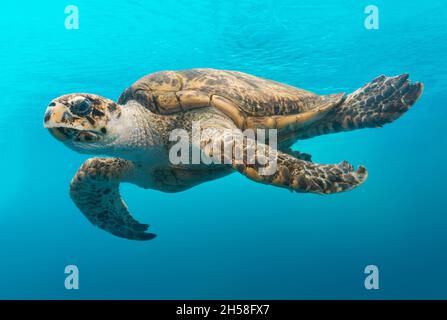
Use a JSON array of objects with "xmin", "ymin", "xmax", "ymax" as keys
[
  {"xmin": 43, "ymin": 102, "xmax": 74, "ymax": 141},
  {"xmin": 43, "ymin": 102, "xmax": 66, "ymax": 127}
]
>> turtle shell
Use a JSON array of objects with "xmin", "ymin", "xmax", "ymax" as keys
[{"xmin": 118, "ymin": 68, "xmax": 345, "ymax": 130}]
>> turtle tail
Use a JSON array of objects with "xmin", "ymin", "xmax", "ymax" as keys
[{"xmin": 297, "ymin": 74, "xmax": 424, "ymax": 139}]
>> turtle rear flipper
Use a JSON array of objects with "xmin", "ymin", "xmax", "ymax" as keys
[{"xmin": 298, "ymin": 74, "xmax": 424, "ymax": 139}]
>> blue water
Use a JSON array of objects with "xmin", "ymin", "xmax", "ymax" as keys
[{"xmin": 0, "ymin": 0, "xmax": 446, "ymax": 299}]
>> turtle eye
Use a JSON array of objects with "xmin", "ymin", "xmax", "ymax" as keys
[{"xmin": 70, "ymin": 98, "xmax": 92, "ymax": 116}]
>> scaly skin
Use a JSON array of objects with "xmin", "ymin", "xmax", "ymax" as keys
[
  {"xmin": 43, "ymin": 69, "xmax": 423, "ymax": 240},
  {"xmin": 69, "ymin": 158, "xmax": 156, "ymax": 240},
  {"xmin": 297, "ymin": 74, "xmax": 424, "ymax": 139}
]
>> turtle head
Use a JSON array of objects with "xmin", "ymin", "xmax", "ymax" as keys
[{"xmin": 43, "ymin": 93, "xmax": 122, "ymax": 152}]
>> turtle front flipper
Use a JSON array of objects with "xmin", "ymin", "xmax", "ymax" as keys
[
  {"xmin": 197, "ymin": 127, "xmax": 367, "ymax": 194},
  {"xmin": 69, "ymin": 158, "xmax": 156, "ymax": 241},
  {"xmin": 235, "ymin": 146, "xmax": 367, "ymax": 194},
  {"xmin": 298, "ymin": 74, "xmax": 424, "ymax": 139}
]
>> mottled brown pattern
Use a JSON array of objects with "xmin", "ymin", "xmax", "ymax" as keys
[
  {"xmin": 118, "ymin": 68, "xmax": 343, "ymax": 116},
  {"xmin": 52, "ymin": 94, "xmax": 114, "ymax": 125},
  {"xmin": 70, "ymin": 157, "xmax": 156, "ymax": 240},
  {"xmin": 45, "ymin": 93, "xmax": 120, "ymax": 141},
  {"xmin": 177, "ymin": 69, "xmax": 333, "ymax": 116},
  {"xmin": 47, "ymin": 70, "xmax": 424, "ymax": 241},
  {"xmin": 118, "ymin": 68, "xmax": 346, "ymax": 138},
  {"xmin": 196, "ymin": 126, "xmax": 368, "ymax": 194},
  {"xmin": 297, "ymin": 74, "xmax": 424, "ymax": 139}
]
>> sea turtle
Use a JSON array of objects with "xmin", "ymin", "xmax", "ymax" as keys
[{"xmin": 43, "ymin": 68, "xmax": 423, "ymax": 240}]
